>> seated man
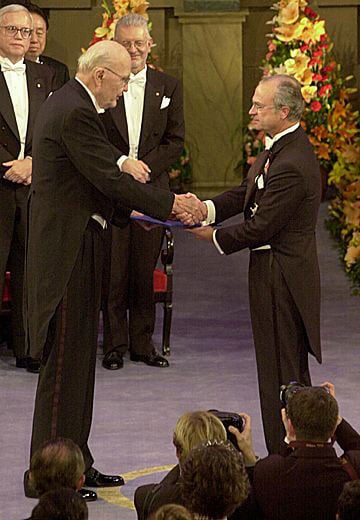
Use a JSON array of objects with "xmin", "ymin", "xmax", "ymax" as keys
[
  {"xmin": 337, "ymin": 481, "xmax": 360, "ymax": 520},
  {"xmin": 30, "ymin": 487, "xmax": 88, "ymax": 520},
  {"xmin": 180, "ymin": 442, "xmax": 250, "ymax": 520},
  {"xmin": 230, "ymin": 382, "xmax": 360, "ymax": 520},
  {"xmin": 26, "ymin": 437, "xmax": 96, "ymax": 502},
  {"xmin": 134, "ymin": 411, "xmax": 227, "ymax": 519}
]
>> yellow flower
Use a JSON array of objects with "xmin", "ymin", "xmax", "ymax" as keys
[
  {"xmin": 345, "ymin": 244, "xmax": 360, "ymax": 266},
  {"xmin": 296, "ymin": 18, "xmax": 325, "ymax": 43},
  {"xmin": 284, "ymin": 48, "xmax": 310, "ymax": 77},
  {"xmin": 301, "ymin": 85, "xmax": 317, "ymax": 102},
  {"xmin": 278, "ymin": 0, "xmax": 300, "ymax": 25},
  {"xmin": 274, "ymin": 22, "xmax": 300, "ymax": 42},
  {"xmin": 95, "ymin": 26, "xmax": 111, "ymax": 38},
  {"xmin": 344, "ymin": 201, "xmax": 360, "ymax": 228}
]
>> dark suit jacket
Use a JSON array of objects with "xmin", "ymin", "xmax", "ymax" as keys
[
  {"xmin": 253, "ymin": 419, "xmax": 360, "ymax": 519},
  {"xmin": 39, "ymin": 54, "xmax": 70, "ymax": 90},
  {"xmin": 25, "ymin": 79, "xmax": 174, "ymax": 359},
  {"xmin": 0, "ymin": 59, "xmax": 54, "ymax": 177},
  {"xmin": 212, "ymin": 127, "xmax": 321, "ymax": 361},
  {"xmin": 101, "ymin": 66, "xmax": 184, "ymax": 191}
]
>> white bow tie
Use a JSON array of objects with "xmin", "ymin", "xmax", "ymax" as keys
[
  {"xmin": 129, "ymin": 74, "xmax": 146, "ymax": 88},
  {"xmin": 1, "ymin": 60, "xmax": 26, "ymax": 75},
  {"xmin": 265, "ymin": 135, "xmax": 275, "ymax": 150}
]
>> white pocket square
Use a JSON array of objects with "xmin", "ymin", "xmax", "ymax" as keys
[{"xmin": 160, "ymin": 96, "xmax": 171, "ymax": 109}]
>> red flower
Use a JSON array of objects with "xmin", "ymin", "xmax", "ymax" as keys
[
  {"xmin": 312, "ymin": 73, "xmax": 323, "ymax": 82},
  {"xmin": 309, "ymin": 58, "xmax": 320, "ymax": 67},
  {"xmin": 318, "ymin": 84, "xmax": 333, "ymax": 97},
  {"xmin": 312, "ymin": 50, "xmax": 323, "ymax": 58},
  {"xmin": 304, "ymin": 6, "xmax": 318, "ymax": 19},
  {"xmin": 310, "ymin": 101, "xmax": 322, "ymax": 112},
  {"xmin": 300, "ymin": 44, "xmax": 309, "ymax": 52}
]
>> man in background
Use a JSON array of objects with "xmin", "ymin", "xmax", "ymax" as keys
[
  {"xmin": 0, "ymin": 3, "xmax": 54, "ymax": 373},
  {"xmin": 25, "ymin": 2, "xmax": 70, "ymax": 89},
  {"xmin": 101, "ymin": 13, "xmax": 184, "ymax": 370}
]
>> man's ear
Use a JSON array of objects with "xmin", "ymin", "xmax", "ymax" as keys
[
  {"xmin": 280, "ymin": 105, "xmax": 290, "ymax": 120},
  {"xmin": 94, "ymin": 68, "xmax": 104, "ymax": 84},
  {"xmin": 77, "ymin": 473, "xmax": 85, "ymax": 490}
]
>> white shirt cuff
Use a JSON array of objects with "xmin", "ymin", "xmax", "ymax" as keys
[
  {"xmin": 117, "ymin": 155, "xmax": 129, "ymax": 171},
  {"xmin": 202, "ymin": 200, "xmax": 216, "ymax": 225},
  {"xmin": 213, "ymin": 229, "xmax": 225, "ymax": 255}
]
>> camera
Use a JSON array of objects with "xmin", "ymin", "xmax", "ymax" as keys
[
  {"xmin": 208, "ymin": 409, "xmax": 244, "ymax": 451},
  {"xmin": 280, "ymin": 381, "xmax": 329, "ymax": 408},
  {"xmin": 279, "ymin": 381, "xmax": 306, "ymax": 407}
]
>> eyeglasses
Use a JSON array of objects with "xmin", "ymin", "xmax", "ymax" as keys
[
  {"xmin": 251, "ymin": 102, "xmax": 276, "ymax": 112},
  {"xmin": 102, "ymin": 67, "xmax": 130, "ymax": 85},
  {"xmin": 0, "ymin": 25, "xmax": 33, "ymax": 39},
  {"xmin": 120, "ymin": 40, "xmax": 148, "ymax": 50}
]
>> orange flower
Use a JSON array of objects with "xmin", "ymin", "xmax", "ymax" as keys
[
  {"xmin": 278, "ymin": 1, "xmax": 300, "ymax": 25},
  {"xmin": 317, "ymin": 142, "xmax": 331, "ymax": 160},
  {"xmin": 311, "ymin": 125, "xmax": 328, "ymax": 140}
]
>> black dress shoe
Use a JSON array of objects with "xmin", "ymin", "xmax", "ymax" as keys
[
  {"xmin": 79, "ymin": 488, "xmax": 97, "ymax": 501},
  {"xmin": 84, "ymin": 467, "xmax": 125, "ymax": 487},
  {"xmin": 27, "ymin": 357, "xmax": 40, "ymax": 374},
  {"xmin": 102, "ymin": 350, "xmax": 124, "ymax": 370},
  {"xmin": 16, "ymin": 357, "xmax": 40, "ymax": 373},
  {"xmin": 130, "ymin": 350, "xmax": 169, "ymax": 367}
]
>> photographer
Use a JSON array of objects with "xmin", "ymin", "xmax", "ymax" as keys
[
  {"xmin": 134, "ymin": 411, "xmax": 227, "ymax": 519},
  {"xmin": 230, "ymin": 382, "xmax": 360, "ymax": 520}
]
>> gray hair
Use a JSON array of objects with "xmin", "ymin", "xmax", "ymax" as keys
[
  {"xmin": 0, "ymin": 4, "xmax": 32, "ymax": 25},
  {"xmin": 115, "ymin": 13, "xmax": 150, "ymax": 40},
  {"xmin": 261, "ymin": 74, "xmax": 305, "ymax": 121},
  {"xmin": 78, "ymin": 40, "xmax": 121, "ymax": 74}
]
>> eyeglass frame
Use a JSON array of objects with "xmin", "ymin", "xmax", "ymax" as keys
[
  {"xmin": 0, "ymin": 25, "xmax": 33, "ymax": 39},
  {"xmin": 119, "ymin": 39, "xmax": 149, "ymax": 50},
  {"xmin": 250, "ymin": 102, "xmax": 276, "ymax": 112},
  {"xmin": 101, "ymin": 66, "xmax": 130, "ymax": 85}
]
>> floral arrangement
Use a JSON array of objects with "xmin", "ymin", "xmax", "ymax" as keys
[
  {"xmin": 89, "ymin": 0, "xmax": 150, "ymax": 45},
  {"xmin": 244, "ymin": 0, "xmax": 359, "ymax": 291},
  {"xmin": 168, "ymin": 147, "xmax": 192, "ymax": 193}
]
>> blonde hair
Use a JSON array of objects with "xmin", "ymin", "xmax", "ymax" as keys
[{"xmin": 173, "ymin": 411, "xmax": 227, "ymax": 467}]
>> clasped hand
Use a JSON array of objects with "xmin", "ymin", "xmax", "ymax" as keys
[{"xmin": 172, "ymin": 192, "xmax": 207, "ymax": 225}]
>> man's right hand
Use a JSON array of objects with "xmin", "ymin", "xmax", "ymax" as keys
[
  {"xmin": 172, "ymin": 193, "xmax": 207, "ymax": 225},
  {"xmin": 229, "ymin": 413, "xmax": 258, "ymax": 465},
  {"xmin": 122, "ymin": 158, "xmax": 150, "ymax": 183}
]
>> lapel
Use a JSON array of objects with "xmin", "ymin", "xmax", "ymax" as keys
[
  {"xmin": 244, "ymin": 149, "xmax": 271, "ymax": 209},
  {"xmin": 25, "ymin": 60, "xmax": 50, "ymax": 147},
  {"xmin": 0, "ymin": 71, "xmax": 19, "ymax": 140},
  {"xmin": 110, "ymin": 97, "xmax": 128, "ymax": 145},
  {"xmin": 139, "ymin": 68, "xmax": 164, "ymax": 152}
]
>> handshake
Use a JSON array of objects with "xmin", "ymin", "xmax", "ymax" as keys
[{"xmin": 172, "ymin": 192, "xmax": 208, "ymax": 226}]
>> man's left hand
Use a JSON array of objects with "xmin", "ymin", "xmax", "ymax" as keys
[{"xmin": 3, "ymin": 157, "xmax": 32, "ymax": 185}]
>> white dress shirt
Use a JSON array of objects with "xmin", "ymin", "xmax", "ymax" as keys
[{"xmin": 0, "ymin": 57, "xmax": 29, "ymax": 160}]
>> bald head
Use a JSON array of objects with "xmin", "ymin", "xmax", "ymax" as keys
[
  {"xmin": 76, "ymin": 40, "xmax": 131, "ymax": 109},
  {"xmin": 77, "ymin": 40, "xmax": 130, "ymax": 75}
]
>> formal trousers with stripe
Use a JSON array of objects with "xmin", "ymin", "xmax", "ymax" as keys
[
  {"xmin": 249, "ymin": 249, "xmax": 311, "ymax": 455},
  {"xmin": 30, "ymin": 219, "xmax": 105, "ymax": 470}
]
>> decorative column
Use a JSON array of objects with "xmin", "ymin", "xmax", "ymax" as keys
[{"xmin": 178, "ymin": 6, "xmax": 248, "ymax": 197}]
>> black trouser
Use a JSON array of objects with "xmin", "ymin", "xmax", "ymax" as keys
[
  {"xmin": 102, "ymin": 221, "xmax": 164, "ymax": 356},
  {"xmin": 249, "ymin": 250, "xmax": 311, "ymax": 454},
  {"xmin": 30, "ymin": 219, "xmax": 105, "ymax": 470}
]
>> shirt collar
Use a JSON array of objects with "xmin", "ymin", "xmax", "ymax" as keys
[
  {"xmin": 130, "ymin": 64, "xmax": 147, "ymax": 82},
  {"xmin": 265, "ymin": 122, "xmax": 300, "ymax": 150},
  {"xmin": 0, "ymin": 56, "xmax": 25, "ymax": 66},
  {"xmin": 75, "ymin": 76, "xmax": 105, "ymax": 114}
]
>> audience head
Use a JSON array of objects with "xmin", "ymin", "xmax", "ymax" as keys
[
  {"xmin": 26, "ymin": 3, "xmax": 49, "ymax": 61},
  {"xmin": 173, "ymin": 411, "xmax": 227, "ymax": 467},
  {"xmin": 180, "ymin": 442, "xmax": 250, "ymax": 519},
  {"xmin": 30, "ymin": 487, "xmax": 88, "ymax": 520},
  {"xmin": 77, "ymin": 40, "xmax": 131, "ymax": 109},
  {"xmin": 29, "ymin": 437, "xmax": 85, "ymax": 495},
  {"xmin": 249, "ymin": 74, "xmax": 304, "ymax": 137},
  {"xmin": 285, "ymin": 386, "xmax": 339, "ymax": 442},
  {"xmin": 114, "ymin": 13, "xmax": 152, "ymax": 74},
  {"xmin": 0, "ymin": 4, "xmax": 32, "ymax": 63},
  {"xmin": 151, "ymin": 504, "xmax": 194, "ymax": 520},
  {"xmin": 337, "ymin": 480, "xmax": 360, "ymax": 520}
]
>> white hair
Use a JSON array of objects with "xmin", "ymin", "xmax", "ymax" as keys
[
  {"xmin": 77, "ymin": 40, "xmax": 125, "ymax": 73},
  {"xmin": 0, "ymin": 4, "xmax": 32, "ymax": 26}
]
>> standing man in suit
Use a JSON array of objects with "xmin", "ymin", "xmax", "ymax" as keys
[
  {"xmin": 101, "ymin": 13, "xmax": 184, "ymax": 370},
  {"xmin": 190, "ymin": 75, "xmax": 322, "ymax": 454},
  {"xmin": 24, "ymin": 39, "xmax": 202, "ymax": 500},
  {"xmin": 25, "ymin": 3, "xmax": 70, "ymax": 90},
  {"xmin": 0, "ymin": 3, "xmax": 54, "ymax": 373}
]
